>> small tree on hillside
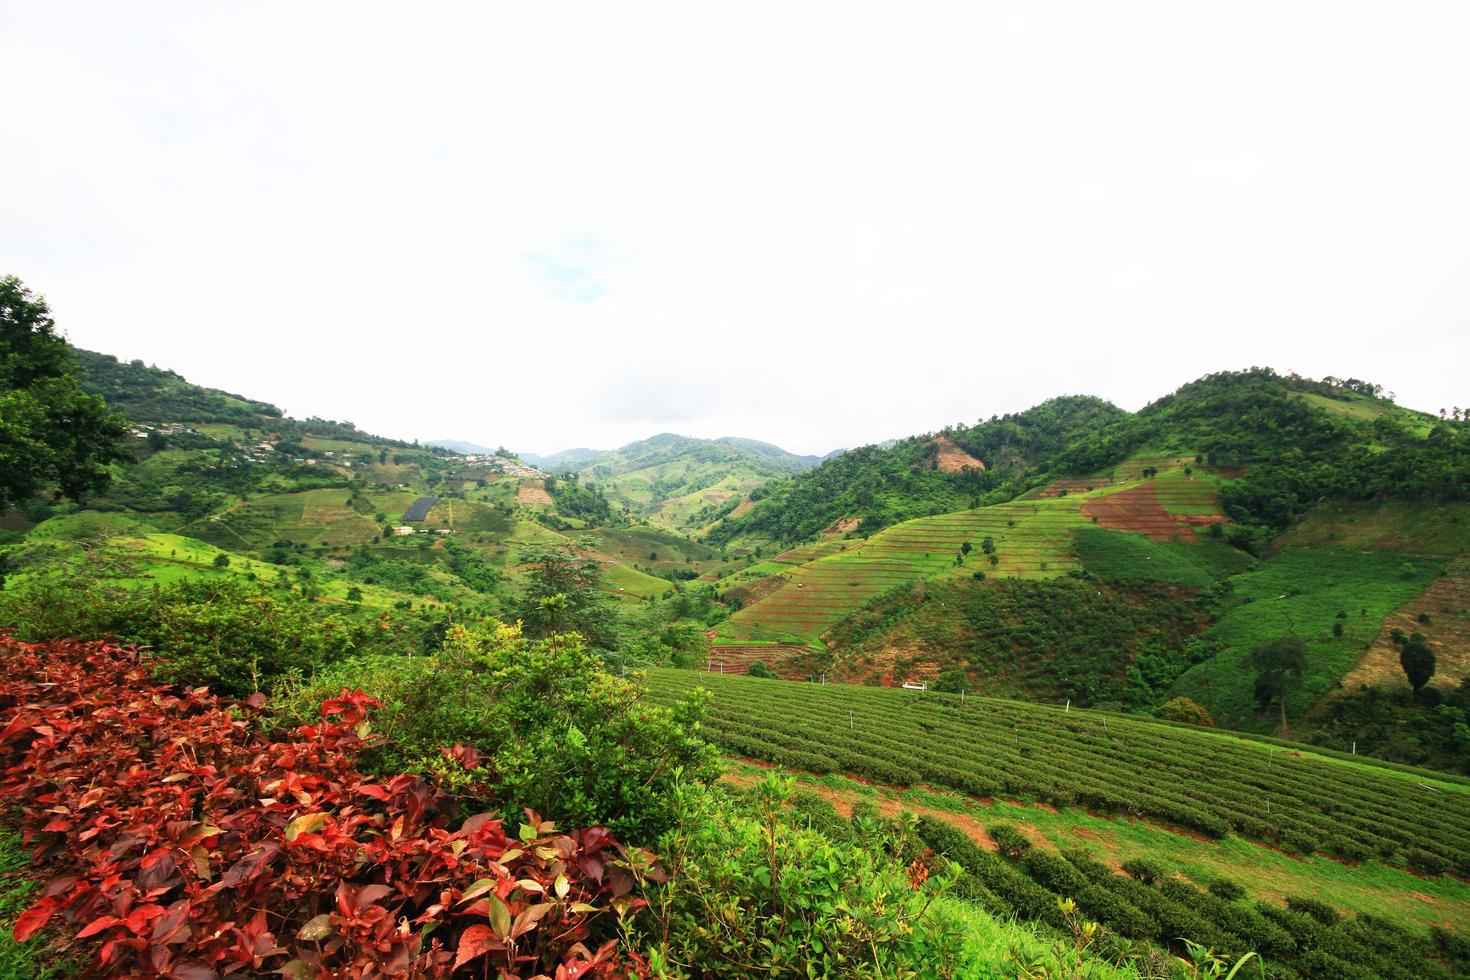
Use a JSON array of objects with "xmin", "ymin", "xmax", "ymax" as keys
[
  {"xmin": 1400, "ymin": 635, "xmax": 1436, "ymax": 692},
  {"xmin": 212, "ymin": 554, "xmax": 230, "ymax": 569},
  {"xmin": 1252, "ymin": 635, "xmax": 1307, "ymax": 733}
]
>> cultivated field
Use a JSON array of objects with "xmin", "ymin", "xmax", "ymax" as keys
[
  {"xmin": 645, "ymin": 669, "xmax": 1470, "ymax": 977},
  {"xmin": 717, "ymin": 477, "xmax": 1230, "ymax": 646}
]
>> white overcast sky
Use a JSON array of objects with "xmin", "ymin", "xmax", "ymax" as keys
[{"xmin": 3, "ymin": 3, "xmax": 1467, "ymax": 456}]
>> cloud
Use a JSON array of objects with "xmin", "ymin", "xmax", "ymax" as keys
[{"xmin": 1, "ymin": 1, "xmax": 1466, "ymax": 457}]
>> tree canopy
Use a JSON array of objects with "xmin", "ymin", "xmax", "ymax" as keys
[{"xmin": 0, "ymin": 276, "xmax": 128, "ymax": 511}]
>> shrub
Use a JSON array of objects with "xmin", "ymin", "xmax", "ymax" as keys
[
  {"xmin": 989, "ymin": 823, "xmax": 1033, "ymax": 859},
  {"xmin": 640, "ymin": 774, "xmax": 965, "ymax": 975},
  {"xmin": 1206, "ymin": 876, "xmax": 1246, "ymax": 901},
  {"xmin": 747, "ymin": 659, "xmax": 776, "ymax": 679},
  {"xmin": 276, "ymin": 622, "xmax": 718, "ymax": 841},
  {"xmin": 0, "ymin": 636, "xmax": 652, "ymax": 977},
  {"xmin": 1121, "ymin": 857, "xmax": 1164, "ymax": 885},
  {"xmin": 0, "ymin": 573, "xmax": 374, "ymax": 695},
  {"xmin": 1286, "ymin": 895, "xmax": 1340, "ymax": 926},
  {"xmin": 1156, "ymin": 696, "xmax": 1215, "ymax": 726}
]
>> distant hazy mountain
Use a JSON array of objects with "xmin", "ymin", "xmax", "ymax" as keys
[{"xmin": 428, "ymin": 439, "xmax": 501, "ymax": 455}]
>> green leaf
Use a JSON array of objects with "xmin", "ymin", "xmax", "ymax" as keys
[
  {"xmin": 487, "ymin": 893, "xmax": 512, "ymax": 941},
  {"xmin": 518, "ymin": 823, "xmax": 537, "ymax": 843},
  {"xmin": 284, "ymin": 812, "xmax": 327, "ymax": 842},
  {"xmin": 297, "ymin": 913, "xmax": 333, "ymax": 941},
  {"xmin": 459, "ymin": 877, "xmax": 497, "ymax": 903}
]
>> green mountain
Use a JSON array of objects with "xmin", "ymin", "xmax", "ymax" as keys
[
  {"xmin": 700, "ymin": 369, "xmax": 1470, "ymax": 772},
  {"xmin": 540, "ymin": 432, "xmax": 822, "ymax": 531}
]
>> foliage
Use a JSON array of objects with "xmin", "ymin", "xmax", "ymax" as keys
[
  {"xmin": 515, "ymin": 547, "xmax": 620, "ymax": 652},
  {"xmin": 826, "ymin": 576, "xmax": 1206, "ymax": 709},
  {"xmin": 0, "ymin": 828, "xmax": 74, "ymax": 979},
  {"xmin": 745, "ymin": 659, "xmax": 776, "ymax": 679},
  {"xmin": 1250, "ymin": 636, "xmax": 1307, "ymax": 731},
  {"xmin": 644, "ymin": 669, "xmax": 1470, "ymax": 874},
  {"xmin": 636, "ymin": 773, "xmax": 965, "ymax": 977},
  {"xmin": 0, "ymin": 276, "xmax": 129, "ymax": 510},
  {"xmin": 1399, "ymin": 635, "xmax": 1436, "ymax": 691},
  {"xmin": 0, "ymin": 571, "xmax": 377, "ymax": 695},
  {"xmin": 277, "ymin": 622, "xmax": 719, "ymax": 841},
  {"xmin": 0, "ymin": 635, "xmax": 653, "ymax": 978},
  {"xmin": 1156, "ymin": 696, "xmax": 1214, "ymax": 726},
  {"xmin": 545, "ymin": 473, "xmax": 615, "ymax": 524},
  {"xmin": 1305, "ymin": 680, "xmax": 1470, "ymax": 775}
]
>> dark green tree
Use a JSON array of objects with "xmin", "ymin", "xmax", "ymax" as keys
[
  {"xmin": 1251, "ymin": 635, "xmax": 1307, "ymax": 733},
  {"xmin": 0, "ymin": 276, "xmax": 128, "ymax": 509},
  {"xmin": 1400, "ymin": 634, "xmax": 1436, "ymax": 692},
  {"xmin": 514, "ymin": 547, "xmax": 618, "ymax": 652}
]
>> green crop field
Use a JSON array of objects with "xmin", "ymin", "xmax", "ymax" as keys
[
  {"xmin": 1073, "ymin": 527, "xmax": 1256, "ymax": 587},
  {"xmin": 645, "ymin": 670, "xmax": 1470, "ymax": 978},
  {"xmin": 644, "ymin": 669, "xmax": 1470, "ymax": 870},
  {"xmin": 1170, "ymin": 547, "xmax": 1446, "ymax": 729}
]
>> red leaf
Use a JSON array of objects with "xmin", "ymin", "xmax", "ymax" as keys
[
  {"xmin": 75, "ymin": 915, "xmax": 122, "ymax": 939},
  {"xmin": 453, "ymin": 923, "xmax": 497, "ymax": 970},
  {"xmin": 13, "ymin": 901, "xmax": 55, "ymax": 942},
  {"xmin": 356, "ymin": 783, "xmax": 390, "ymax": 801}
]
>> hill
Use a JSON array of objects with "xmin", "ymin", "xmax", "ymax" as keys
[
  {"xmin": 539, "ymin": 432, "xmax": 821, "ymax": 532},
  {"xmin": 704, "ymin": 395, "xmax": 1128, "ymax": 547}
]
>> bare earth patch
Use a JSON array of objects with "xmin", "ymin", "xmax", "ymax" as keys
[
  {"xmin": 516, "ymin": 479, "xmax": 554, "ymax": 505},
  {"xmin": 931, "ymin": 436, "xmax": 986, "ymax": 473}
]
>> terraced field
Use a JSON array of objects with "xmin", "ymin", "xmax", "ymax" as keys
[
  {"xmin": 183, "ymin": 488, "xmax": 381, "ymax": 551},
  {"xmin": 717, "ymin": 487, "xmax": 1182, "ymax": 645}
]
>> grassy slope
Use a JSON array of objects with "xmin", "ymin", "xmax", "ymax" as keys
[{"xmin": 1170, "ymin": 548, "xmax": 1445, "ymax": 730}]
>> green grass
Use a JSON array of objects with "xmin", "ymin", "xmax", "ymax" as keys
[
  {"xmin": 1170, "ymin": 547, "xmax": 1446, "ymax": 730},
  {"xmin": 0, "ymin": 828, "xmax": 71, "ymax": 979},
  {"xmin": 1278, "ymin": 500, "xmax": 1470, "ymax": 556},
  {"xmin": 1073, "ymin": 527, "xmax": 1255, "ymax": 587}
]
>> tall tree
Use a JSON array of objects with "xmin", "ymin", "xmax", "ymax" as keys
[
  {"xmin": 1400, "ymin": 634, "xmax": 1436, "ymax": 692},
  {"xmin": 514, "ymin": 547, "xmax": 618, "ymax": 652},
  {"xmin": 0, "ymin": 276, "xmax": 127, "ymax": 510},
  {"xmin": 1251, "ymin": 635, "xmax": 1307, "ymax": 733}
]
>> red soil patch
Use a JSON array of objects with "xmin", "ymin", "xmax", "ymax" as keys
[
  {"xmin": 826, "ymin": 517, "xmax": 862, "ymax": 534},
  {"xmin": 702, "ymin": 491, "xmax": 736, "ymax": 505},
  {"xmin": 1080, "ymin": 483, "xmax": 1223, "ymax": 541},
  {"xmin": 929, "ymin": 436, "xmax": 985, "ymax": 474}
]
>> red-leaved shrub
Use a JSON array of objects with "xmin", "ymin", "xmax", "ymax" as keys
[{"xmin": 0, "ymin": 635, "xmax": 657, "ymax": 978}]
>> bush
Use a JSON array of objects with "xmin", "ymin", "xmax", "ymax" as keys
[
  {"xmin": 1155, "ymin": 696, "xmax": 1215, "ymax": 726},
  {"xmin": 1206, "ymin": 876, "xmax": 1246, "ymax": 901},
  {"xmin": 747, "ymin": 659, "xmax": 776, "ymax": 679},
  {"xmin": 1121, "ymin": 857, "xmax": 1164, "ymax": 885},
  {"xmin": 0, "ymin": 636, "xmax": 651, "ymax": 977},
  {"xmin": 640, "ymin": 774, "xmax": 965, "ymax": 976},
  {"xmin": 276, "ymin": 621, "xmax": 719, "ymax": 841},
  {"xmin": 0, "ymin": 573, "xmax": 373, "ymax": 695},
  {"xmin": 1286, "ymin": 895, "xmax": 1340, "ymax": 926},
  {"xmin": 989, "ymin": 823, "xmax": 1033, "ymax": 859}
]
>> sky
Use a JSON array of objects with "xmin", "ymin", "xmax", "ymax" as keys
[{"xmin": 2, "ymin": 3, "xmax": 1467, "ymax": 457}]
